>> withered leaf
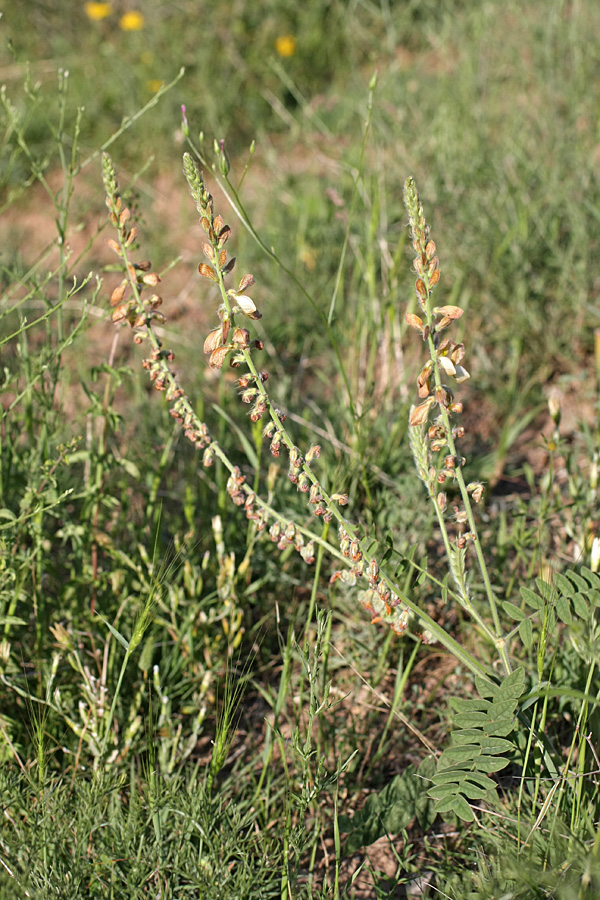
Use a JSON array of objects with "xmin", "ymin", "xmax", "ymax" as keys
[
  {"xmin": 409, "ymin": 397, "xmax": 435, "ymax": 426},
  {"xmin": 209, "ymin": 346, "xmax": 230, "ymax": 369},
  {"xmin": 107, "ymin": 238, "xmax": 122, "ymax": 256},
  {"xmin": 238, "ymin": 273, "xmax": 255, "ymax": 292},
  {"xmin": 198, "ymin": 263, "xmax": 218, "ymax": 281},
  {"xmin": 433, "ymin": 305, "xmax": 463, "ymax": 319},
  {"xmin": 110, "ymin": 283, "xmax": 127, "ymax": 307},
  {"xmin": 406, "ymin": 312, "xmax": 424, "ymax": 332},
  {"xmin": 203, "ymin": 328, "xmax": 223, "ymax": 354}
]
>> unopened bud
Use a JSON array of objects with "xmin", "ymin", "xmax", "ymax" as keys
[
  {"xmin": 305, "ymin": 445, "xmax": 321, "ymax": 464},
  {"xmin": 547, "ymin": 389, "xmax": 561, "ymax": 427},
  {"xmin": 217, "ymin": 138, "xmax": 230, "ymax": 176},
  {"xmin": 591, "ymin": 536, "xmax": 600, "ymax": 573}
]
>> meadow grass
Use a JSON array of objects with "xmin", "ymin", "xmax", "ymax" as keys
[{"xmin": 1, "ymin": 1, "xmax": 600, "ymax": 898}]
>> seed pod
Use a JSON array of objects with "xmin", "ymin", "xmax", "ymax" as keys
[
  {"xmin": 238, "ymin": 273, "xmax": 255, "ymax": 292},
  {"xmin": 350, "ymin": 540, "xmax": 362, "ymax": 562},
  {"xmin": 331, "ymin": 493, "xmax": 348, "ymax": 505},
  {"xmin": 107, "ymin": 238, "xmax": 122, "ymax": 256},
  {"xmin": 406, "ymin": 312, "xmax": 424, "ymax": 333},
  {"xmin": 110, "ymin": 283, "xmax": 127, "ymax": 307},
  {"xmin": 305, "ymin": 445, "xmax": 321, "ymax": 464},
  {"xmin": 198, "ymin": 263, "xmax": 217, "ymax": 281},
  {"xmin": 203, "ymin": 329, "xmax": 223, "ymax": 353},
  {"xmin": 209, "ymin": 346, "xmax": 230, "ymax": 369},
  {"xmin": 112, "ymin": 303, "xmax": 130, "ymax": 323},
  {"xmin": 233, "ymin": 327, "xmax": 250, "ymax": 348}
]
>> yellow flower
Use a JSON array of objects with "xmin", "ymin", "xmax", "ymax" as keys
[
  {"xmin": 84, "ymin": 1, "xmax": 113, "ymax": 21},
  {"xmin": 119, "ymin": 10, "xmax": 145, "ymax": 31},
  {"xmin": 275, "ymin": 34, "xmax": 296, "ymax": 58},
  {"xmin": 146, "ymin": 79, "xmax": 164, "ymax": 94}
]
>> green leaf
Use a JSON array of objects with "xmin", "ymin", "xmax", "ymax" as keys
[
  {"xmin": 553, "ymin": 572, "xmax": 575, "ymax": 597},
  {"xmin": 503, "ymin": 601, "xmax": 526, "ymax": 621},
  {"xmin": 438, "ymin": 746, "xmax": 480, "ymax": 768},
  {"xmin": 485, "ymin": 720, "xmax": 517, "ymax": 737},
  {"xmin": 571, "ymin": 593, "xmax": 589, "ymax": 619},
  {"xmin": 452, "ymin": 728, "xmax": 488, "ymax": 745},
  {"xmin": 494, "ymin": 667, "xmax": 525, "ymax": 702},
  {"xmin": 580, "ymin": 567, "xmax": 600, "ymax": 588},
  {"xmin": 535, "ymin": 577, "xmax": 555, "ymax": 601},
  {"xmin": 588, "ymin": 590, "xmax": 600, "ymax": 608},
  {"xmin": 474, "ymin": 676, "xmax": 496, "ymax": 699},
  {"xmin": 432, "ymin": 770, "xmax": 495, "ymax": 792},
  {"xmin": 459, "ymin": 781, "xmax": 489, "ymax": 800},
  {"xmin": 434, "ymin": 795, "xmax": 459, "ymax": 815},
  {"xmin": 95, "ymin": 614, "xmax": 130, "ymax": 651},
  {"xmin": 489, "ymin": 697, "xmax": 521, "ymax": 720},
  {"xmin": 452, "ymin": 712, "xmax": 491, "ymax": 728},
  {"xmin": 479, "ymin": 738, "xmax": 515, "ymax": 755},
  {"xmin": 567, "ymin": 571, "xmax": 589, "ymax": 592},
  {"xmin": 429, "ymin": 783, "xmax": 458, "ymax": 800},
  {"xmin": 462, "ymin": 771, "xmax": 497, "ymax": 790},
  {"xmin": 520, "ymin": 586, "xmax": 544, "ymax": 610},
  {"xmin": 519, "ymin": 618, "xmax": 533, "ymax": 649},
  {"xmin": 452, "ymin": 795, "xmax": 475, "ymax": 822},
  {"xmin": 476, "ymin": 755, "xmax": 511, "ymax": 773},
  {"xmin": 116, "ymin": 457, "xmax": 141, "ymax": 479},
  {"xmin": 450, "ymin": 697, "xmax": 491, "ymax": 713},
  {"xmin": 430, "ymin": 670, "xmax": 520, "ymax": 825},
  {"xmin": 554, "ymin": 594, "xmax": 572, "ymax": 624}
]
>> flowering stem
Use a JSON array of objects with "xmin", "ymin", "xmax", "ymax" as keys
[
  {"xmin": 103, "ymin": 153, "xmax": 499, "ymax": 685},
  {"xmin": 183, "ymin": 136, "xmax": 376, "ymax": 506},
  {"xmin": 404, "ymin": 177, "xmax": 511, "ymax": 675}
]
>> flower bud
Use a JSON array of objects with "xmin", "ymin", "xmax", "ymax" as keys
[
  {"xmin": 591, "ymin": 536, "xmax": 600, "ymax": 573},
  {"xmin": 305, "ymin": 445, "xmax": 321, "ymax": 464}
]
